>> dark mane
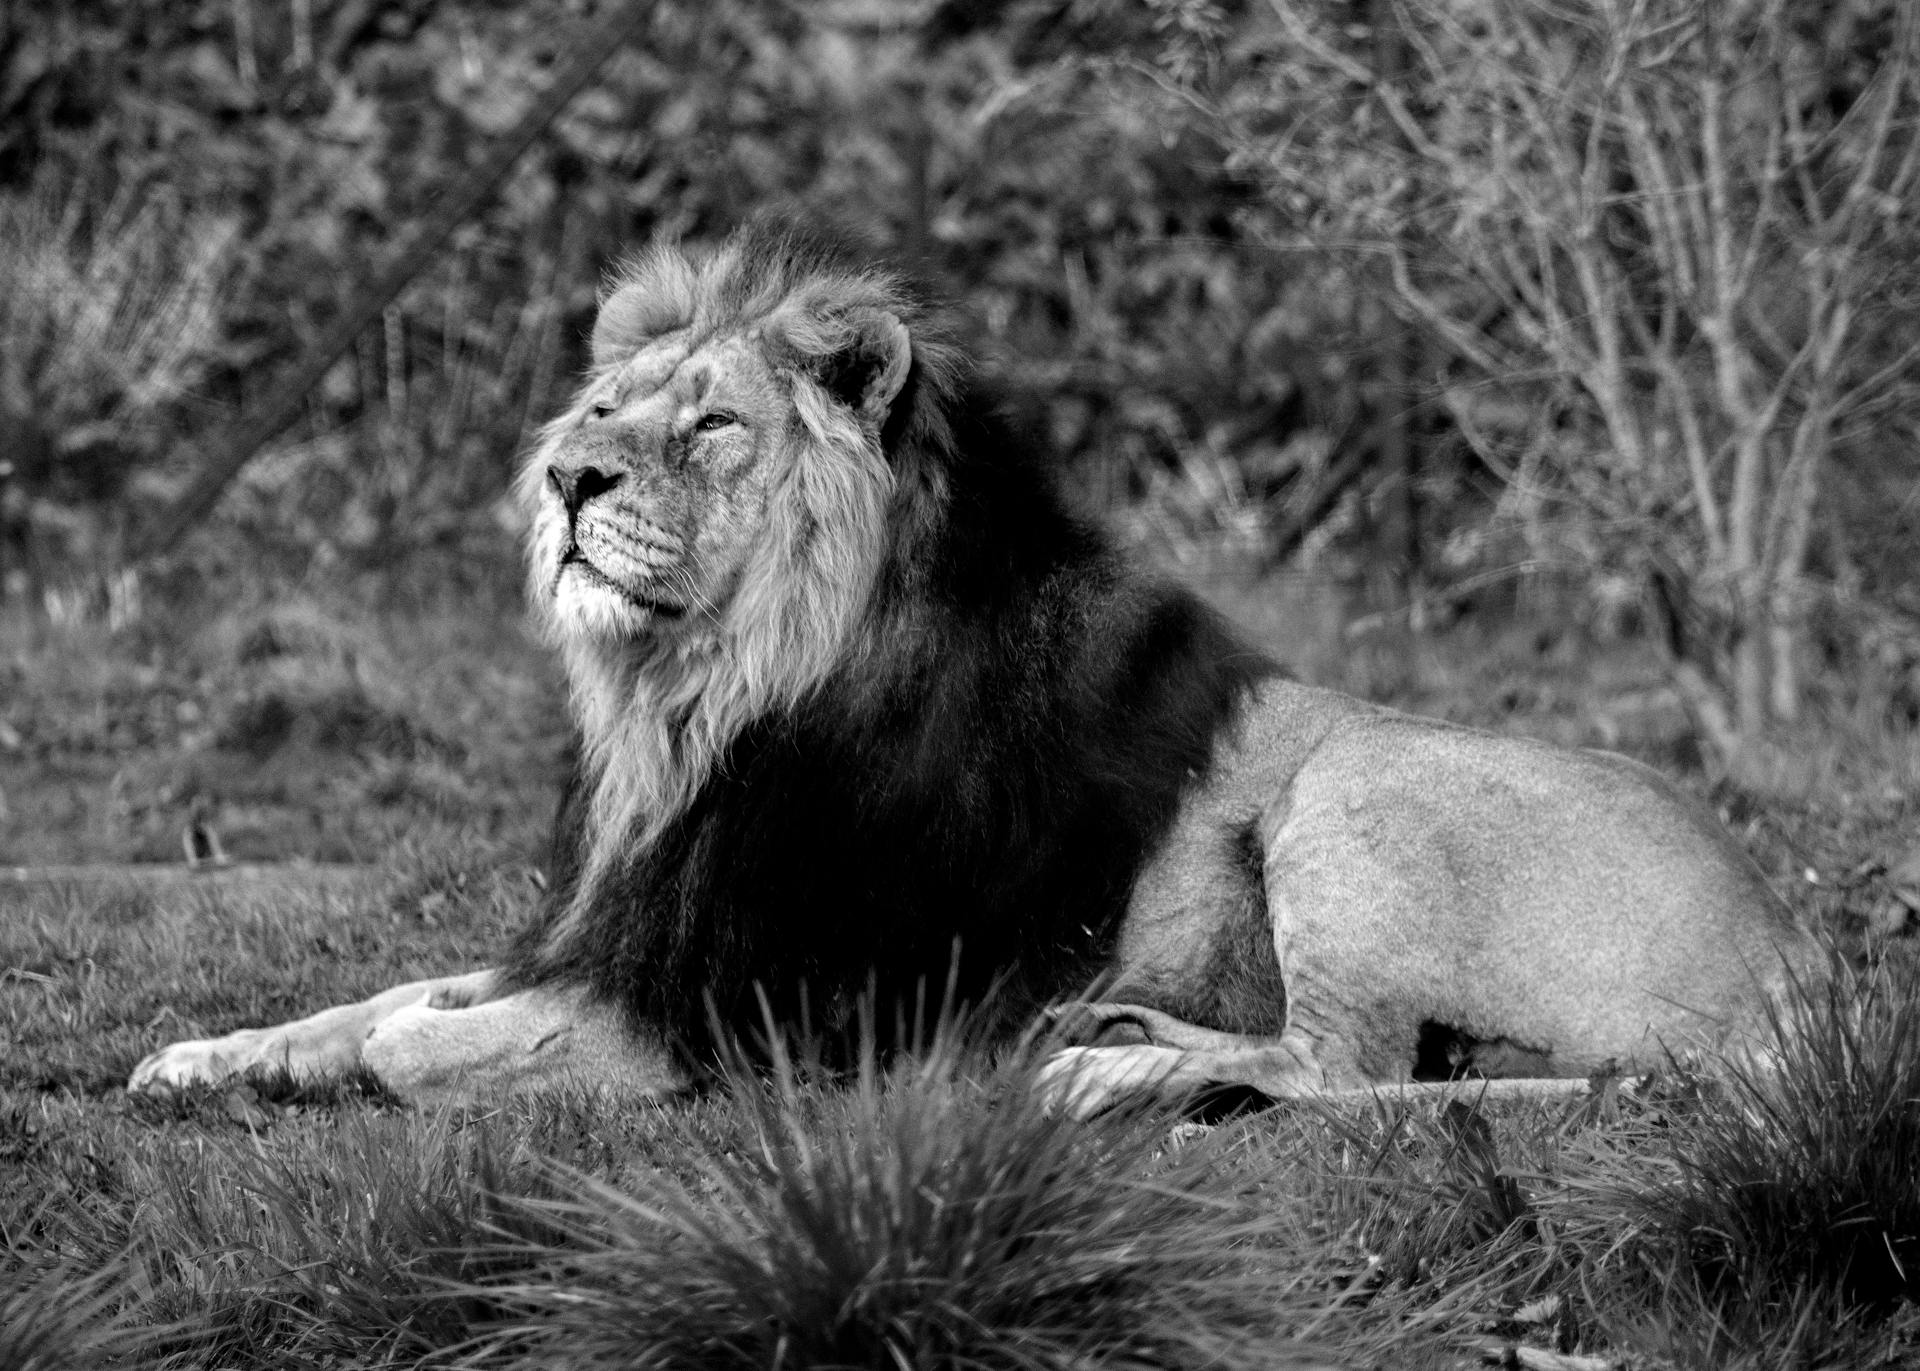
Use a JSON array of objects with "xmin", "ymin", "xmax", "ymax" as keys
[{"xmin": 508, "ymin": 226, "xmax": 1270, "ymax": 1068}]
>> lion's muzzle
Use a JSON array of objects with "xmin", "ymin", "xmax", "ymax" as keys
[{"xmin": 548, "ymin": 460, "xmax": 623, "ymax": 519}]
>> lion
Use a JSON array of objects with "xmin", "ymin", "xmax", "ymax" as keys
[{"xmin": 128, "ymin": 224, "xmax": 1813, "ymax": 1117}]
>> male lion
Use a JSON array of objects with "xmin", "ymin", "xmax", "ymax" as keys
[{"xmin": 130, "ymin": 225, "xmax": 1811, "ymax": 1115}]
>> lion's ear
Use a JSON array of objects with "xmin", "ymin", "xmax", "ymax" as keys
[{"xmin": 816, "ymin": 309, "xmax": 913, "ymax": 426}]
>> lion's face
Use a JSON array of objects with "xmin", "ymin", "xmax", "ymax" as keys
[
  {"xmin": 517, "ymin": 234, "xmax": 918, "ymax": 870},
  {"xmin": 511, "ymin": 229, "xmax": 947, "ymax": 907},
  {"xmin": 529, "ymin": 331, "xmax": 795, "ymax": 643}
]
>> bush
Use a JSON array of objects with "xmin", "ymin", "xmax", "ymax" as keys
[{"xmin": 0, "ymin": 170, "xmax": 236, "ymax": 604}]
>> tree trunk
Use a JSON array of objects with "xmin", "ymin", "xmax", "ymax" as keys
[
  {"xmin": 1734, "ymin": 622, "xmax": 1768, "ymax": 742},
  {"xmin": 1370, "ymin": 0, "xmax": 1419, "ymax": 589},
  {"xmin": 1768, "ymin": 613, "xmax": 1801, "ymax": 724}
]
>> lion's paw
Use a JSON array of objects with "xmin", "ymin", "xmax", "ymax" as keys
[
  {"xmin": 127, "ymin": 1029, "xmax": 276, "ymax": 1094},
  {"xmin": 1036, "ymin": 1043, "xmax": 1190, "ymax": 1120}
]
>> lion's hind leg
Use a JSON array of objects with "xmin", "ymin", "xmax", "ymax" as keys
[
  {"xmin": 1038, "ymin": 1002, "xmax": 1329, "ymax": 1120},
  {"xmin": 1037, "ymin": 1003, "xmax": 1602, "ymax": 1119}
]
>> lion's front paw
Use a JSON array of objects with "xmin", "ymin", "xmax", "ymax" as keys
[
  {"xmin": 127, "ymin": 1030, "xmax": 273, "ymax": 1094},
  {"xmin": 1036, "ymin": 1043, "xmax": 1189, "ymax": 1120}
]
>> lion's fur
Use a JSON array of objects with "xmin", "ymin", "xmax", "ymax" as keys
[{"xmin": 507, "ymin": 222, "xmax": 1268, "ymax": 1062}]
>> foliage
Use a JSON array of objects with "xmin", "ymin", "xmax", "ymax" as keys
[
  {"xmin": 0, "ymin": 0, "xmax": 1375, "ymax": 588},
  {"xmin": 1515, "ymin": 953, "xmax": 1920, "ymax": 1367},
  {"xmin": 1203, "ymin": 0, "xmax": 1920, "ymax": 757},
  {"xmin": 7, "ymin": 0, "xmax": 1916, "ymax": 746},
  {"xmin": 0, "ymin": 1259, "xmax": 167, "ymax": 1371},
  {"xmin": 0, "ymin": 173, "xmax": 237, "ymax": 606}
]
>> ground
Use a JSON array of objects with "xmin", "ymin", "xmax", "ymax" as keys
[{"xmin": 2, "ymin": 548, "xmax": 1917, "ymax": 1369}]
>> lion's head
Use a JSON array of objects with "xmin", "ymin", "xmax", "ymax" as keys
[{"xmin": 516, "ymin": 225, "xmax": 956, "ymax": 895}]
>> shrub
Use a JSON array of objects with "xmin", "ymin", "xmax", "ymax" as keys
[{"xmin": 0, "ymin": 170, "xmax": 236, "ymax": 607}]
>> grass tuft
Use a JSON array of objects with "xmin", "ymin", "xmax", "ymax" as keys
[
  {"xmin": 1646, "ymin": 954, "xmax": 1920, "ymax": 1315},
  {"xmin": 459, "ymin": 1028, "xmax": 1338, "ymax": 1371},
  {"xmin": 1530, "ymin": 953, "xmax": 1920, "ymax": 1366}
]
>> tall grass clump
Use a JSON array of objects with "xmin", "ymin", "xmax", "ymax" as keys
[
  {"xmin": 1558, "ymin": 953, "xmax": 1920, "ymax": 1361},
  {"xmin": 1657, "ymin": 957, "xmax": 1920, "ymax": 1311},
  {"xmin": 464, "ymin": 1025, "xmax": 1338, "ymax": 1371}
]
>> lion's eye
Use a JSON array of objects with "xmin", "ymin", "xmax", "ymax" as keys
[
  {"xmin": 693, "ymin": 412, "xmax": 736, "ymax": 433},
  {"xmin": 590, "ymin": 400, "xmax": 617, "ymax": 419}
]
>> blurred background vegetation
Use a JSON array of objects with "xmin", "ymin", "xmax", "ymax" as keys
[{"xmin": 1, "ymin": 0, "xmax": 1916, "ymax": 862}]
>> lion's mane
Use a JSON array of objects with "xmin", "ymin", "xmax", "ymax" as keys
[{"xmin": 508, "ymin": 222, "xmax": 1269, "ymax": 1065}]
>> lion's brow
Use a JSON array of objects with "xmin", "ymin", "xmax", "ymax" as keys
[{"xmin": 619, "ymin": 341, "xmax": 693, "ymax": 395}]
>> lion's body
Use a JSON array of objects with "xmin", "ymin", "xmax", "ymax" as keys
[
  {"xmin": 1068, "ymin": 681, "xmax": 1806, "ymax": 1107},
  {"xmin": 130, "ymin": 225, "xmax": 1812, "ymax": 1112}
]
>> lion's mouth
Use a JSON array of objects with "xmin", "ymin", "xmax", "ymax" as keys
[{"xmin": 557, "ymin": 547, "xmax": 687, "ymax": 618}]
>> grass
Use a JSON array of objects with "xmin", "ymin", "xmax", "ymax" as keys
[
  {"xmin": 1587, "ymin": 954, "xmax": 1920, "ymax": 1326},
  {"xmin": 0, "ymin": 1259, "xmax": 173, "ymax": 1371},
  {"xmin": 456, "ymin": 1034, "xmax": 1340, "ymax": 1371},
  {"xmin": 3, "ymin": 568, "xmax": 1919, "ymax": 1368},
  {"xmin": 0, "ymin": 560, "xmax": 565, "ymax": 866}
]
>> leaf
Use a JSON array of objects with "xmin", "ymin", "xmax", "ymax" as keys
[{"xmin": 222, "ymin": 1084, "xmax": 274, "ymax": 1129}]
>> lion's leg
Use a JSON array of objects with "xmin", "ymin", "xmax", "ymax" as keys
[
  {"xmin": 127, "ymin": 969, "xmax": 501, "ymax": 1094},
  {"xmin": 1040, "ymin": 1001, "xmax": 1352, "ymax": 1118},
  {"xmin": 359, "ymin": 982, "xmax": 686, "ymax": 1104},
  {"xmin": 1038, "ymin": 1024, "xmax": 1324, "ymax": 1120},
  {"xmin": 1038, "ymin": 1006, "xmax": 1601, "ymax": 1120}
]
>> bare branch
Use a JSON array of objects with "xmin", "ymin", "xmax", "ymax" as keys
[
  {"xmin": 1385, "ymin": 247, "xmax": 1517, "ymax": 377},
  {"xmin": 1263, "ymin": 0, "xmax": 1442, "ymax": 162}
]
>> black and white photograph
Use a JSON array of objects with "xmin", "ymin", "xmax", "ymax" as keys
[{"xmin": 2, "ymin": 1, "xmax": 1917, "ymax": 1365}]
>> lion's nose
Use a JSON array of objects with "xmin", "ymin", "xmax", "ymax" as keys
[{"xmin": 548, "ymin": 463, "xmax": 621, "ymax": 516}]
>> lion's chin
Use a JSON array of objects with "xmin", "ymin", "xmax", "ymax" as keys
[{"xmin": 552, "ymin": 564, "xmax": 686, "ymax": 641}]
